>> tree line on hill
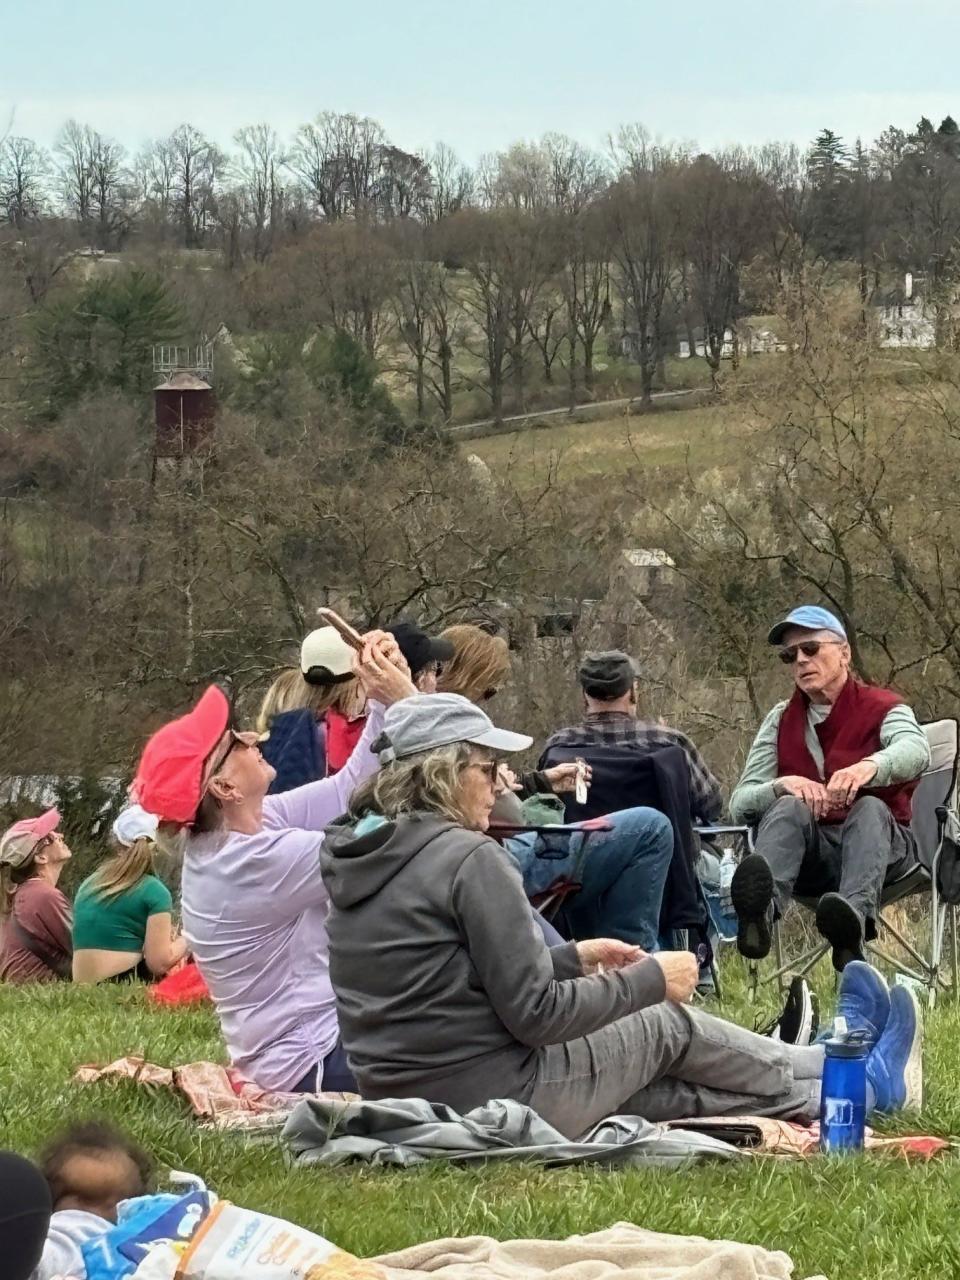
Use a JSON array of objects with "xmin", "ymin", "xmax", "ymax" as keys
[
  {"xmin": 7, "ymin": 110, "xmax": 960, "ymax": 787},
  {"xmin": 5, "ymin": 111, "xmax": 960, "ymax": 426}
]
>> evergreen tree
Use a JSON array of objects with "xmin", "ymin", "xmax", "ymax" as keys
[{"xmin": 807, "ymin": 129, "xmax": 852, "ymax": 259}]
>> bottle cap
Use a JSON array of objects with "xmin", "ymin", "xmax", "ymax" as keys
[{"xmin": 824, "ymin": 1025, "xmax": 870, "ymax": 1057}]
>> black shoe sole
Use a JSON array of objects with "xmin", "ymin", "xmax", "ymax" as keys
[
  {"xmin": 730, "ymin": 853, "xmax": 775, "ymax": 960},
  {"xmin": 816, "ymin": 892, "xmax": 865, "ymax": 972}
]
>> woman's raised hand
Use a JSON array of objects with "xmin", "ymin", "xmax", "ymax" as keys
[{"xmin": 354, "ymin": 631, "xmax": 416, "ymax": 706}]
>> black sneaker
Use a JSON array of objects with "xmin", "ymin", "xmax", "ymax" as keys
[
  {"xmin": 730, "ymin": 853, "xmax": 775, "ymax": 960},
  {"xmin": 816, "ymin": 892, "xmax": 866, "ymax": 972},
  {"xmin": 758, "ymin": 975, "xmax": 819, "ymax": 1046}
]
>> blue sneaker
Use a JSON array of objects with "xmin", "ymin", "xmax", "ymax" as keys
[
  {"xmin": 866, "ymin": 984, "xmax": 923, "ymax": 1113},
  {"xmin": 835, "ymin": 961, "xmax": 890, "ymax": 1047}
]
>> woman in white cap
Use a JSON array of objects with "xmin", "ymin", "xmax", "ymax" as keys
[
  {"xmin": 72, "ymin": 805, "xmax": 187, "ymax": 985},
  {"xmin": 0, "ymin": 809, "xmax": 73, "ymax": 984},
  {"xmin": 258, "ymin": 626, "xmax": 368, "ymax": 792},
  {"xmin": 321, "ymin": 694, "xmax": 920, "ymax": 1137}
]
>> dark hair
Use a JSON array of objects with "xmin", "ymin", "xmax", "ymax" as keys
[{"xmin": 40, "ymin": 1121, "xmax": 154, "ymax": 1207}]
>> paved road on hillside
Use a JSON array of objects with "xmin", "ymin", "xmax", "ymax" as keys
[{"xmin": 447, "ymin": 387, "xmax": 703, "ymax": 440}]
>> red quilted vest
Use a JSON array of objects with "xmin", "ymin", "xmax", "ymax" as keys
[{"xmin": 776, "ymin": 677, "xmax": 918, "ymax": 825}]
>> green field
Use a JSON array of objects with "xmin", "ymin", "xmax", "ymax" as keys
[
  {"xmin": 466, "ymin": 399, "xmax": 752, "ymax": 484},
  {"xmin": 4, "ymin": 960, "xmax": 959, "ymax": 1279}
]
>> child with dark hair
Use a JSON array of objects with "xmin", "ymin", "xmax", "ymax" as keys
[{"xmin": 33, "ymin": 1121, "xmax": 154, "ymax": 1280}]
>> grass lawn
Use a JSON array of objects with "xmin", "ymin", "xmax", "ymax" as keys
[
  {"xmin": 468, "ymin": 400, "xmax": 753, "ymax": 485},
  {"xmin": 3, "ymin": 959, "xmax": 959, "ymax": 1278}
]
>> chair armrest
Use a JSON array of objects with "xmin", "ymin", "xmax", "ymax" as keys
[
  {"xmin": 488, "ymin": 821, "xmax": 613, "ymax": 837},
  {"xmin": 694, "ymin": 824, "xmax": 752, "ymax": 837}
]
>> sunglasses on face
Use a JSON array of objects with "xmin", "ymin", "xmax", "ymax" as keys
[
  {"xmin": 481, "ymin": 688, "xmax": 499, "ymax": 703},
  {"xmin": 464, "ymin": 760, "xmax": 500, "ymax": 786},
  {"xmin": 778, "ymin": 640, "xmax": 843, "ymax": 665},
  {"xmin": 208, "ymin": 730, "xmax": 263, "ymax": 779}
]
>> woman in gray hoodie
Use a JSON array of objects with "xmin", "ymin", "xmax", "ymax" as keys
[{"xmin": 321, "ymin": 694, "xmax": 919, "ymax": 1139}]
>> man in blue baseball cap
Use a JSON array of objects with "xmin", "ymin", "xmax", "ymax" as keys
[{"xmin": 727, "ymin": 605, "xmax": 931, "ymax": 970}]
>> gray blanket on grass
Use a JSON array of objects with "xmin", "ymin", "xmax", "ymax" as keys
[{"xmin": 282, "ymin": 1096, "xmax": 741, "ymax": 1168}]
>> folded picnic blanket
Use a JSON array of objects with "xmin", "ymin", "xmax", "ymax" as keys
[
  {"xmin": 372, "ymin": 1222, "xmax": 825, "ymax": 1280},
  {"xmin": 74, "ymin": 1056, "xmax": 356, "ymax": 1132},
  {"xmin": 283, "ymin": 1096, "xmax": 740, "ymax": 1168}
]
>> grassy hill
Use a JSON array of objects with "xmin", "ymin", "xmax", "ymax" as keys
[
  {"xmin": 466, "ymin": 397, "xmax": 753, "ymax": 483},
  {"xmin": 2, "ymin": 960, "xmax": 957, "ymax": 1279}
]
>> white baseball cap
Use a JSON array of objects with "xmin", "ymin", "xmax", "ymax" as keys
[
  {"xmin": 112, "ymin": 804, "xmax": 160, "ymax": 847},
  {"xmin": 300, "ymin": 627, "xmax": 355, "ymax": 684}
]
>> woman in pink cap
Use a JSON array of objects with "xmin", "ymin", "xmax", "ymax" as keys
[
  {"xmin": 0, "ymin": 809, "xmax": 73, "ymax": 984},
  {"xmin": 132, "ymin": 630, "xmax": 414, "ymax": 1094}
]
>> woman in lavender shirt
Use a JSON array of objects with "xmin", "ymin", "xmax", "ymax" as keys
[{"xmin": 131, "ymin": 631, "xmax": 414, "ymax": 1093}]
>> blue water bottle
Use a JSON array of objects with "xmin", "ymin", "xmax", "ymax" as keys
[{"xmin": 819, "ymin": 1021, "xmax": 869, "ymax": 1154}]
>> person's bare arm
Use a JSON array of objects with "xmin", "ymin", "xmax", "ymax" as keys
[{"xmin": 142, "ymin": 912, "xmax": 188, "ymax": 976}]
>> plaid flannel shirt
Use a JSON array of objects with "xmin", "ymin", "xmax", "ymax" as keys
[{"xmin": 539, "ymin": 712, "xmax": 724, "ymax": 822}]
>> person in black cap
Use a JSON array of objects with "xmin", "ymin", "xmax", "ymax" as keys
[{"xmin": 386, "ymin": 620, "xmax": 455, "ymax": 694}]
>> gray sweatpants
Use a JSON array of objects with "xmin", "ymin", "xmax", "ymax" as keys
[
  {"xmin": 756, "ymin": 794, "xmax": 915, "ymax": 926},
  {"xmin": 529, "ymin": 1001, "xmax": 824, "ymax": 1139}
]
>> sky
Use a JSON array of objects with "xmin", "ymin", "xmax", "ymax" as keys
[{"xmin": 5, "ymin": 0, "xmax": 960, "ymax": 162}]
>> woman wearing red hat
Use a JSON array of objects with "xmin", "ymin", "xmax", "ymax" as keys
[
  {"xmin": 0, "ymin": 809, "xmax": 73, "ymax": 984},
  {"xmin": 132, "ymin": 631, "xmax": 414, "ymax": 1094}
]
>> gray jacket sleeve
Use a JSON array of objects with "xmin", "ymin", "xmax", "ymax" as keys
[
  {"xmin": 728, "ymin": 703, "xmax": 787, "ymax": 824},
  {"xmin": 451, "ymin": 844, "xmax": 666, "ymax": 1048},
  {"xmin": 550, "ymin": 941, "xmax": 583, "ymax": 981},
  {"xmin": 866, "ymin": 705, "xmax": 931, "ymax": 784}
]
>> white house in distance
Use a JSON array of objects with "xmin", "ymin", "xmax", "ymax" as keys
[
  {"xmin": 876, "ymin": 272, "xmax": 936, "ymax": 349},
  {"xmin": 619, "ymin": 323, "xmax": 787, "ymax": 362}
]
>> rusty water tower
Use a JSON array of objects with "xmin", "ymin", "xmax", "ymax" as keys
[
  {"xmin": 153, "ymin": 371, "xmax": 216, "ymax": 457},
  {"xmin": 151, "ymin": 341, "xmax": 216, "ymax": 460}
]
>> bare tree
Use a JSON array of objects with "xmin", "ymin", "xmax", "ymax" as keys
[
  {"xmin": 168, "ymin": 123, "xmax": 223, "ymax": 248},
  {"xmin": 753, "ymin": 141, "xmax": 813, "ymax": 290},
  {"xmin": 233, "ymin": 123, "xmax": 287, "ymax": 261},
  {"xmin": 288, "ymin": 112, "xmax": 350, "ymax": 221},
  {"xmin": 424, "ymin": 142, "xmax": 474, "ymax": 221},
  {"xmin": 55, "ymin": 120, "xmax": 94, "ymax": 224},
  {"xmin": 378, "ymin": 145, "xmax": 431, "ymax": 219},
  {"xmin": 89, "ymin": 133, "xmax": 130, "ymax": 249},
  {"xmin": 291, "ymin": 221, "xmax": 397, "ymax": 356},
  {"xmin": 0, "ymin": 136, "xmax": 50, "ymax": 227},
  {"xmin": 391, "ymin": 224, "xmax": 464, "ymax": 420},
  {"xmin": 455, "ymin": 208, "xmax": 558, "ymax": 418},
  {"xmin": 563, "ymin": 201, "xmax": 612, "ymax": 395},
  {"xmin": 674, "ymin": 151, "xmax": 765, "ymax": 383},
  {"xmin": 135, "ymin": 136, "xmax": 177, "ymax": 236},
  {"xmin": 542, "ymin": 133, "xmax": 608, "ymax": 212},
  {"xmin": 288, "ymin": 111, "xmax": 388, "ymax": 221},
  {"xmin": 454, "ymin": 210, "xmax": 512, "ymax": 420},
  {"xmin": 607, "ymin": 165, "xmax": 676, "ymax": 404}
]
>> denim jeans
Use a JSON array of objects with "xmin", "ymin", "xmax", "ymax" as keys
[{"xmin": 506, "ymin": 807, "xmax": 673, "ymax": 951}]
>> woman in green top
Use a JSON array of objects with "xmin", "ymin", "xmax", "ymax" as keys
[{"xmin": 72, "ymin": 805, "xmax": 187, "ymax": 983}]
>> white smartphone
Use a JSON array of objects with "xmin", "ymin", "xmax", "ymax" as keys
[{"xmin": 575, "ymin": 757, "xmax": 589, "ymax": 806}]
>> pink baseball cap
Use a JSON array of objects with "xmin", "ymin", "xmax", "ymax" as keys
[
  {"xmin": 131, "ymin": 686, "xmax": 231, "ymax": 826},
  {"xmin": 0, "ymin": 808, "xmax": 61, "ymax": 869}
]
